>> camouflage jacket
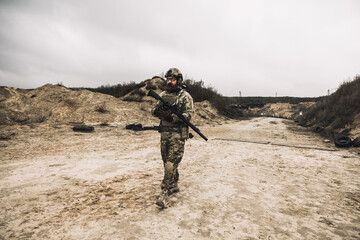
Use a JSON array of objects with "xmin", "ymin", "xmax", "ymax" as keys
[{"xmin": 151, "ymin": 89, "xmax": 194, "ymax": 127}]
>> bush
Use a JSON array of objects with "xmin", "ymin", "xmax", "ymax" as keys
[
  {"xmin": 87, "ymin": 82, "xmax": 146, "ymax": 98},
  {"xmin": 184, "ymin": 79, "xmax": 232, "ymax": 115},
  {"xmin": 299, "ymin": 75, "xmax": 360, "ymax": 137},
  {"xmin": 95, "ymin": 103, "xmax": 109, "ymax": 113},
  {"xmin": 85, "ymin": 78, "xmax": 241, "ymax": 118}
]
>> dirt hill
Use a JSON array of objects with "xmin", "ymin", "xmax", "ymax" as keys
[
  {"xmin": 121, "ymin": 77, "xmax": 164, "ymax": 102},
  {"xmin": 2, "ymin": 76, "xmax": 359, "ymax": 139},
  {"xmin": 298, "ymin": 75, "xmax": 360, "ymax": 138},
  {"xmin": 0, "ymin": 79, "xmax": 227, "ymax": 128},
  {"xmin": 243, "ymin": 102, "xmax": 315, "ymax": 119}
]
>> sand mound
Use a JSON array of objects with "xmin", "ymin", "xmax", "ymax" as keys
[
  {"xmin": 0, "ymin": 82, "xmax": 226, "ymax": 127},
  {"xmin": 122, "ymin": 77, "xmax": 164, "ymax": 102},
  {"xmin": 299, "ymin": 76, "xmax": 360, "ymax": 138},
  {"xmin": 0, "ymin": 84, "xmax": 120, "ymax": 125},
  {"xmin": 245, "ymin": 102, "xmax": 315, "ymax": 119}
]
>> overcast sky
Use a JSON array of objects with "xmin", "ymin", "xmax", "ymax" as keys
[{"xmin": 0, "ymin": 0, "xmax": 359, "ymax": 96}]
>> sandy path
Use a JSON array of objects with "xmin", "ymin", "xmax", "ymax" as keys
[{"xmin": 0, "ymin": 118, "xmax": 359, "ymax": 239}]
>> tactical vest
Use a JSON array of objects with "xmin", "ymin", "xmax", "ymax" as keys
[{"xmin": 161, "ymin": 91, "xmax": 180, "ymax": 127}]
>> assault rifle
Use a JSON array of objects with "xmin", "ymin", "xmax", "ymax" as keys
[{"xmin": 148, "ymin": 89, "xmax": 208, "ymax": 141}]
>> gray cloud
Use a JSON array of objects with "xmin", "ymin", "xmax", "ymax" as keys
[{"xmin": 0, "ymin": 0, "xmax": 359, "ymax": 96}]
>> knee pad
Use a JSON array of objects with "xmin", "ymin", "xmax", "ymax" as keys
[{"xmin": 164, "ymin": 162, "xmax": 174, "ymax": 173}]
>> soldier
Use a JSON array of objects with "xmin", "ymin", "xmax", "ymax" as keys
[{"xmin": 151, "ymin": 68, "xmax": 194, "ymax": 208}]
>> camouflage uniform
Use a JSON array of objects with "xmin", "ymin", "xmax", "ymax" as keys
[{"xmin": 152, "ymin": 88, "xmax": 194, "ymax": 193}]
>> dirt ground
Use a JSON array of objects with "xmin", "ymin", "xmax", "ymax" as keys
[{"xmin": 1, "ymin": 118, "xmax": 360, "ymax": 240}]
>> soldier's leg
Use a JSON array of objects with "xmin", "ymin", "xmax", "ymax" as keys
[
  {"xmin": 174, "ymin": 169, "xmax": 179, "ymax": 184},
  {"xmin": 160, "ymin": 132, "xmax": 185, "ymax": 191},
  {"xmin": 157, "ymin": 133, "xmax": 171, "ymax": 208},
  {"xmin": 166, "ymin": 133, "xmax": 185, "ymax": 193},
  {"xmin": 160, "ymin": 132, "xmax": 170, "ymax": 190}
]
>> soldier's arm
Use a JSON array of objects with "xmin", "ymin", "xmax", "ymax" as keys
[
  {"xmin": 172, "ymin": 92, "xmax": 194, "ymax": 123},
  {"xmin": 151, "ymin": 92, "xmax": 169, "ymax": 118},
  {"xmin": 151, "ymin": 100, "xmax": 161, "ymax": 117}
]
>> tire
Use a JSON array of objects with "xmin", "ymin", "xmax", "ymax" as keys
[
  {"xmin": 133, "ymin": 124, "xmax": 143, "ymax": 131},
  {"xmin": 314, "ymin": 126, "xmax": 324, "ymax": 133},
  {"xmin": 72, "ymin": 125, "xmax": 94, "ymax": 132},
  {"xmin": 352, "ymin": 136, "xmax": 360, "ymax": 147},
  {"xmin": 125, "ymin": 124, "xmax": 136, "ymax": 129},
  {"xmin": 125, "ymin": 123, "xmax": 142, "ymax": 130},
  {"xmin": 334, "ymin": 136, "xmax": 352, "ymax": 148}
]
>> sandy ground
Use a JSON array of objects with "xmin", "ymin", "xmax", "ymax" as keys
[{"xmin": 1, "ymin": 118, "xmax": 360, "ymax": 240}]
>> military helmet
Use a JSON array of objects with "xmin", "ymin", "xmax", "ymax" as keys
[{"xmin": 165, "ymin": 68, "xmax": 183, "ymax": 85}]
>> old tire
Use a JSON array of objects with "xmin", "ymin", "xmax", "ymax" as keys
[
  {"xmin": 125, "ymin": 123, "xmax": 143, "ymax": 130},
  {"xmin": 73, "ymin": 125, "xmax": 94, "ymax": 132},
  {"xmin": 314, "ymin": 126, "xmax": 324, "ymax": 133},
  {"xmin": 334, "ymin": 136, "xmax": 352, "ymax": 148},
  {"xmin": 352, "ymin": 136, "xmax": 360, "ymax": 147}
]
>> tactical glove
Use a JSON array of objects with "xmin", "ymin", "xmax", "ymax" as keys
[{"xmin": 154, "ymin": 106, "xmax": 173, "ymax": 121}]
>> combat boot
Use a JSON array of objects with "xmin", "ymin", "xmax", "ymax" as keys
[
  {"xmin": 156, "ymin": 189, "xmax": 168, "ymax": 208},
  {"xmin": 168, "ymin": 185, "xmax": 180, "ymax": 196}
]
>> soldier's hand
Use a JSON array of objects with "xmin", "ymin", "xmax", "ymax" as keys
[
  {"xmin": 159, "ymin": 105, "xmax": 170, "ymax": 112},
  {"xmin": 155, "ymin": 106, "xmax": 172, "ymax": 121}
]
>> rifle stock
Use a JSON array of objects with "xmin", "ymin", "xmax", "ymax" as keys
[{"xmin": 148, "ymin": 90, "xmax": 208, "ymax": 141}]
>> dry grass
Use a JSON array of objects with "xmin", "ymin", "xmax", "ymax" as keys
[
  {"xmin": 95, "ymin": 103, "xmax": 109, "ymax": 113},
  {"xmin": 85, "ymin": 82, "xmax": 146, "ymax": 98},
  {"xmin": 184, "ymin": 79, "xmax": 240, "ymax": 117},
  {"xmin": 299, "ymin": 75, "xmax": 360, "ymax": 137},
  {"xmin": 85, "ymin": 79, "xmax": 241, "ymax": 118}
]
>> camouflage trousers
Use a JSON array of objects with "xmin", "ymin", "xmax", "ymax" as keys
[{"xmin": 160, "ymin": 131, "xmax": 185, "ymax": 191}]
